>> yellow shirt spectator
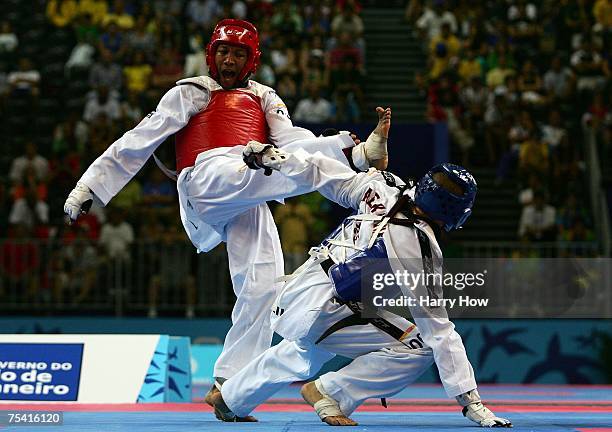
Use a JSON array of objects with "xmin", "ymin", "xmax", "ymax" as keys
[
  {"xmin": 429, "ymin": 33, "xmax": 460, "ymax": 79},
  {"xmin": 46, "ymin": 0, "xmax": 78, "ymax": 28},
  {"xmin": 78, "ymin": 0, "xmax": 109, "ymax": 25},
  {"xmin": 123, "ymin": 63, "xmax": 152, "ymax": 93},
  {"xmin": 486, "ymin": 65, "xmax": 515, "ymax": 88},
  {"xmin": 519, "ymin": 138, "xmax": 549, "ymax": 173},
  {"xmin": 593, "ymin": 0, "xmax": 612, "ymax": 28},
  {"xmin": 458, "ymin": 58, "xmax": 482, "ymax": 82}
]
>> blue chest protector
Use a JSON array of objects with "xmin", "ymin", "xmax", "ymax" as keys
[{"xmin": 327, "ymin": 237, "xmax": 393, "ymax": 302}]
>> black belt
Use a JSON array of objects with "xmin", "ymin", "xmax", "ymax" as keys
[{"xmin": 317, "ymin": 260, "xmax": 406, "ymax": 344}]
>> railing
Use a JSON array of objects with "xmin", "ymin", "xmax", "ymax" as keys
[
  {"xmin": 584, "ymin": 127, "xmax": 611, "ymax": 256},
  {"xmin": 0, "ymin": 239, "xmax": 602, "ymax": 316},
  {"xmin": 0, "ymin": 239, "xmax": 232, "ymax": 317}
]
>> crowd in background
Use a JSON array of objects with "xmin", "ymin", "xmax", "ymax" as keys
[
  {"xmin": 0, "ymin": 0, "xmax": 609, "ymax": 313},
  {"xmin": 0, "ymin": 0, "xmax": 366, "ymax": 313},
  {"xmin": 409, "ymin": 0, "xmax": 611, "ymax": 245}
]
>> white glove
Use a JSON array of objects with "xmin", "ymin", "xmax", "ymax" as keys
[
  {"xmin": 457, "ymin": 390, "xmax": 512, "ymax": 428},
  {"xmin": 242, "ymin": 140, "xmax": 289, "ymax": 175},
  {"xmin": 64, "ymin": 181, "xmax": 94, "ymax": 223}
]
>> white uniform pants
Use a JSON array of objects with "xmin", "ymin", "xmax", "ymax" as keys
[
  {"xmin": 222, "ymin": 298, "xmax": 434, "ymax": 417},
  {"xmin": 179, "ymin": 135, "xmax": 353, "ymax": 378}
]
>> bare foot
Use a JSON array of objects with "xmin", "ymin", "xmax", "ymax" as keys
[
  {"xmin": 205, "ymin": 385, "xmax": 258, "ymax": 422},
  {"xmin": 301, "ymin": 381, "xmax": 358, "ymax": 426},
  {"xmin": 374, "ymin": 106, "xmax": 392, "ymax": 138}
]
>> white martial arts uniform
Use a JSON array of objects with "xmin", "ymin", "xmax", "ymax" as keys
[
  {"xmin": 75, "ymin": 76, "xmax": 366, "ymax": 379},
  {"xmin": 220, "ymin": 148, "xmax": 478, "ymax": 417}
]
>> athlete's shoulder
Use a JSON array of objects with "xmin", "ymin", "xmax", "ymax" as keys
[
  {"xmin": 246, "ymin": 79, "xmax": 277, "ymax": 98},
  {"xmin": 176, "ymin": 75, "xmax": 222, "ymax": 92}
]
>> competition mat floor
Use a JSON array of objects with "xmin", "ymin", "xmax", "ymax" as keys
[{"xmin": 1, "ymin": 384, "xmax": 611, "ymax": 431}]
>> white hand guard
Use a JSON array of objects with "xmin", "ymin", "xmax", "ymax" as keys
[
  {"xmin": 457, "ymin": 390, "xmax": 512, "ymax": 428},
  {"xmin": 242, "ymin": 140, "xmax": 288, "ymax": 175},
  {"xmin": 64, "ymin": 181, "xmax": 94, "ymax": 222}
]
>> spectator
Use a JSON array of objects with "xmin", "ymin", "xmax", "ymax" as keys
[
  {"xmin": 519, "ymin": 130, "xmax": 549, "ymax": 178},
  {"xmin": 0, "ymin": 224, "xmax": 40, "ymax": 302},
  {"xmin": 89, "ymin": 49, "xmax": 123, "ymax": 92},
  {"xmin": 484, "ymin": 93, "xmax": 508, "ymax": 163},
  {"xmin": 46, "ymin": 0, "xmax": 78, "ymax": 28},
  {"xmin": 126, "ymin": 15, "xmax": 156, "ymax": 60},
  {"xmin": 428, "ymin": 74, "xmax": 473, "ymax": 164},
  {"xmin": 103, "ymin": 0, "xmax": 135, "ymax": 30},
  {"xmin": 329, "ymin": 32, "xmax": 363, "ymax": 71},
  {"xmin": 416, "ymin": 0, "xmax": 458, "ymax": 42},
  {"xmin": 253, "ymin": 52, "xmax": 276, "ymax": 87},
  {"xmin": 541, "ymin": 109, "xmax": 569, "ymax": 151},
  {"xmin": 10, "ymin": 164, "xmax": 48, "ymax": 203},
  {"xmin": 460, "ymin": 76, "xmax": 488, "ymax": 134},
  {"xmin": 112, "ymin": 177, "xmax": 142, "ymax": 213},
  {"xmin": 270, "ymin": 39, "xmax": 299, "ymax": 80},
  {"xmin": 123, "ymin": 50, "xmax": 153, "ymax": 94},
  {"xmin": 458, "ymin": 47, "xmax": 482, "ymax": 83},
  {"xmin": 330, "ymin": 55, "xmax": 365, "ymax": 122},
  {"xmin": 571, "ymin": 38, "xmax": 607, "ymax": 93},
  {"xmin": 83, "ymin": 86, "xmax": 121, "ymax": 123},
  {"xmin": 275, "ymin": 73, "xmax": 298, "ymax": 114},
  {"xmin": 65, "ymin": 31, "xmax": 96, "ymax": 76},
  {"xmin": 271, "ymin": 1, "xmax": 303, "ymax": 48},
  {"xmin": 592, "ymin": 0, "xmax": 612, "ymax": 33},
  {"xmin": 429, "ymin": 22, "xmax": 461, "ymax": 79},
  {"xmin": 120, "ymin": 91, "xmax": 143, "ymax": 128},
  {"xmin": 582, "ymin": 93, "xmax": 609, "ymax": 132},
  {"xmin": 183, "ymin": 30, "xmax": 208, "ymax": 78},
  {"xmin": 518, "ymin": 192, "xmax": 557, "ymax": 241},
  {"xmin": 273, "ymin": 198, "xmax": 314, "ymax": 272},
  {"xmin": 151, "ymin": 48, "xmax": 183, "ymax": 96},
  {"xmin": 147, "ymin": 223, "xmax": 196, "ymax": 318},
  {"xmin": 156, "ymin": 18, "xmax": 182, "ymax": 53},
  {"xmin": 186, "ymin": 0, "xmax": 222, "ymax": 30},
  {"xmin": 518, "ymin": 174, "xmax": 545, "ymax": 206},
  {"xmin": 486, "ymin": 53, "xmax": 515, "ymax": 89},
  {"xmin": 543, "ymin": 55, "xmax": 575, "ymax": 101},
  {"xmin": 7, "ymin": 57, "xmax": 41, "ymax": 98},
  {"xmin": 9, "ymin": 142, "xmax": 49, "ymax": 185},
  {"xmin": 506, "ymin": 0, "xmax": 540, "ymax": 54},
  {"xmin": 53, "ymin": 111, "xmax": 89, "ymax": 155},
  {"xmin": 557, "ymin": 193, "xmax": 592, "ymax": 235},
  {"xmin": 560, "ymin": 218, "xmax": 595, "ymax": 242},
  {"xmin": 516, "ymin": 59, "xmax": 544, "ymax": 105},
  {"xmin": 0, "ymin": 21, "xmax": 18, "ymax": 59},
  {"xmin": 142, "ymin": 168, "xmax": 176, "ymax": 216},
  {"xmin": 99, "ymin": 21, "xmax": 128, "ymax": 61},
  {"xmin": 293, "ymin": 83, "xmax": 333, "ymax": 123},
  {"xmin": 300, "ymin": 45, "xmax": 328, "ymax": 94},
  {"xmin": 8, "ymin": 187, "xmax": 49, "ymax": 232},
  {"xmin": 99, "ymin": 207, "xmax": 134, "ymax": 260},
  {"xmin": 56, "ymin": 224, "xmax": 99, "ymax": 304},
  {"xmin": 331, "ymin": 3, "xmax": 364, "ymax": 40},
  {"xmin": 152, "ymin": 0, "xmax": 185, "ymax": 19},
  {"xmin": 77, "ymin": 0, "xmax": 109, "ymax": 26}
]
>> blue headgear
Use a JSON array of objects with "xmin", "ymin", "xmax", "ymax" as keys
[{"xmin": 414, "ymin": 163, "xmax": 477, "ymax": 232}]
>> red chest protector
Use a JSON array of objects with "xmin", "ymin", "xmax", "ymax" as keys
[{"xmin": 175, "ymin": 89, "xmax": 269, "ymax": 172}]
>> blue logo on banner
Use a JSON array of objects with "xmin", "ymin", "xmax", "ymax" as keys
[{"xmin": 0, "ymin": 343, "xmax": 84, "ymax": 401}]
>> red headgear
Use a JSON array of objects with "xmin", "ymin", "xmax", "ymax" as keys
[{"xmin": 206, "ymin": 19, "xmax": 261, "ymax": 83}]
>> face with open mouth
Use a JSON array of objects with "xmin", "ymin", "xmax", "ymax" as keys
[{"xmin": 215, "ymin": 43, "xmax": 248, "ymax": 89}]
